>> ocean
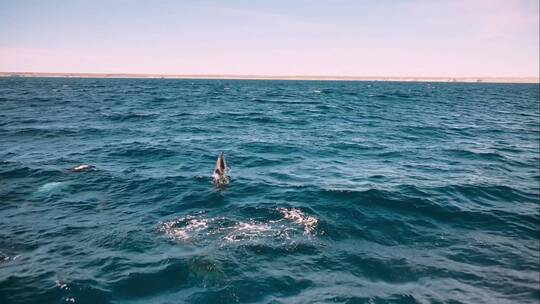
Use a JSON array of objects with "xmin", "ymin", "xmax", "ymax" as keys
[{"xmin": 0, "ymin": 77, "xmax": 538, "ymax": 304}]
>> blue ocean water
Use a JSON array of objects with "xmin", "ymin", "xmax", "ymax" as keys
[{"xmin": 0, "ymin": 77, "xmax": 538, "ymax": 304}]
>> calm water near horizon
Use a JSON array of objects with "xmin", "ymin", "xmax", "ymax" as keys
[{"xmin": 0, "ymin": 77, "xmax": 538, "ymax": 303}]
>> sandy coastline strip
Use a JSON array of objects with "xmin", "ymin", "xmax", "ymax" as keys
[{"xmin": 0, "ymin": 72, "xmax": 538, "ymax": 84}]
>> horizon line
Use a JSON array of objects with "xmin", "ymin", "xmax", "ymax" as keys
[{"xmin": 1, "ymin": 72, "xmax": 539, "ymax": 84}]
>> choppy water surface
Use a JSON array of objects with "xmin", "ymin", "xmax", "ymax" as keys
[{"xmin": 0, "ymin": 78, "xmax": 538, "ymax": 304}]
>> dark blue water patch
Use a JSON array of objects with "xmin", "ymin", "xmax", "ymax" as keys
[
  {"xmin": 432, "ymin": 183, "xmax": 538, "ymax": 205},
  {"xmin": 374, "ymin": 91, "xmax": 415, "ymax": 100},
  {"xmin": 314, "ymin": 186, "xmax": 536, "ymax": 235},
  {"xmin": 101, "ymin": 112, "xmax": 160, "ymax": 122},
  {"xmin": 111, "ymin": 259, "xmax": 192, "ymax": 299},
  {"xmin": 0, "ymin": 78, "xmax": 538, "ymax": 304}
]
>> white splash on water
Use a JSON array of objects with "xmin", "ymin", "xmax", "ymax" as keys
[
  {"xmin": 55, "ymin": 280, "xmax": 70, "ymax": 291},
  {"xmin": 159, "ymin": 215, "xmax": 209, "ymax": 241},
  {"xmin": 1, "ymin": 254, "xmax": 21, "ymax": 262},
  {"xmin": 223, "ymin": 221, "xmax": 274, "ymax": 243},
  {"xmin": 71, "ymin": 164, "xmax": 94, "ymax": 172},
  {"xmin": 279, "ymin": 208, "xmax": 318, "ymax": 235},
  {"xmin": 186, "ymin": 218, "xmax": 208, "ymax": 230},
  {"xmin": 235, "ymin": 221, "xmax": 271, "ymax": 232},
  {"xmin": 159, "ymin": 208, "xmax": 319, "ymax": 243}
]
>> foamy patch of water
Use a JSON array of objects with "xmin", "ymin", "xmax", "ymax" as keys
[
  {"xmin": 160, "ymin": 209, "xmax": 319, "ymax": 244},
  {"xmin": 223, "ymin": 221, "xmax": 275, "ymax": 243},
  {"xmin": 235, "ymin": 221, "xmax": 271, "ymax": 232},
  {"xmin": 279, "ymin": 208, "xmax": 318, "ymax": 235},
  {"xmin": 159, "ymin": 215, "xmax": 209, "ymax": 241}
]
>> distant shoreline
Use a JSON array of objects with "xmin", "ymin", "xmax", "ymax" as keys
[{"xmin": 1, "ymin": 72, "xmax": 538, "ymax": 84}]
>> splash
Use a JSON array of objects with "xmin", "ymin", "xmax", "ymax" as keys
[
  {"xmin": 279, "ymin": 208, "xmax": 318, "ymax": 235},
  {"xmin": 159, "ymin": 215, "xmax": 209, "ymax": 241},
  {"xmin": 1, "ymin": 254, "xmax": 21, "ymax": 263},
  {"xmin": 55, "ymin": 280, "xmax": 70, "ymax": 291},
  {"xmin": 235, "ymin": 221, "xmax": 271, "ymax": 232},
  {"xmin": 159, "ymin": 209, "xmax": 319, "ymax": 244},
  {"xmin": 223, "ymin": 221, "xmax": 274, "ymax": 243}
]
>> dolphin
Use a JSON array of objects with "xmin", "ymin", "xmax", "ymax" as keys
[{"xmin": 212, "ymin": 152, "xmax": 230, "ymax": 186}]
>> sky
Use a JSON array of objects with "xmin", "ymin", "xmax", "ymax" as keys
[{"xmin": 0, "ymin": 0, "xmax": 538, "ymax": 77}]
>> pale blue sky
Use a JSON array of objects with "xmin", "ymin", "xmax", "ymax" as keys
[{"xmin": 1, "ymin": 0, "xmax": 538, "ymax": 76}]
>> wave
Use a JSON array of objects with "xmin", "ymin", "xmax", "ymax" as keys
[
  {"xmin": 110, "ymin": 257, "xmax": 225, "ymax": 300},
  {"xmin": 432, "ymin": 184, "xmax": 537, "ymax": 205},
  {"xmin": 444, "ymin": 148, "xmax": 508, "ymax": 161},
  {"xmin": 3, "ymin": 127, "xmax": 81, "ymax": 138},
  {"xmin": 0, "ymin": 162, "xmax": 63, "ymax": 180},
  {"xmin": 245, "ymin": 115, "xmax": 282, "ymax": 124},
  {"xmin": 101, "ymin": 112, "xmax": 159, "ymax": 122},
  {"xmin": 107, "ymin": 143, "xmax": 176, "ymax": 159},
  {"xmin": 373, "ymin": 91, "xmax": 414, "ymax": 100},
  {"xmin": 2, "ymin": 125, "xmax": 110, "ymax": 138},
  {"xmin": 327, "ymin": 142, "xmax": 380, "ymax": 151},
  {"xmin": 312, "ymin": 185, "xmax": 538, "ymax": 239},
  {"xmin": 0, "ymin": 274, "xmax": 111, "ymax": 304}
]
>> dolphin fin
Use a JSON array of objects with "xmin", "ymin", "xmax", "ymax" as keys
[{"xmin": 215, "ymin": 152, "xmax": 227, "ymax": 175}]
